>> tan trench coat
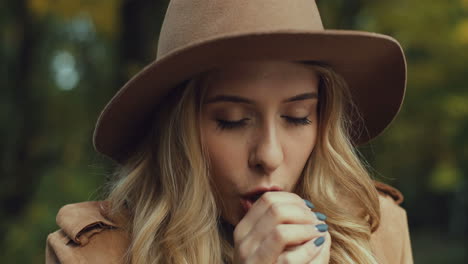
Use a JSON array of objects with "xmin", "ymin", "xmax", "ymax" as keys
[{"xmin": 45, "ymin": 181, "xmax": 413, "ymax": 263}]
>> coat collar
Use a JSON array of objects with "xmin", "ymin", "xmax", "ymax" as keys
[{"xmin": 56, "ymin": 201, "xmax": 117, "ymax": 246}]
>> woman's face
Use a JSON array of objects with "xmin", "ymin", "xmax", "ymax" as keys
[{"xmin": 200, "ymin": 60, "xmax": 319, "ymax": 225}]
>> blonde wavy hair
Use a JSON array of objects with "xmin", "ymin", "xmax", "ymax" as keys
[{"xmin": 106, "ymin": 62, "xmax": 381, "ymax": 264}]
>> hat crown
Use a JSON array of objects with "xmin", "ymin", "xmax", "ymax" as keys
[{"xmin": 157, "ymin": 0, "xmax": 324, "ymax": 59}]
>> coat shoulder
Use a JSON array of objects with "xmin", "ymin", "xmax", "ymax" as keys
[
  {"xmin": 46, "ymin": 201, "xmax": 130, "ymax": 264},
  {"xmin": 373, "ymin": 180, "xmax": 404, "ymax": 205},
  {"xmin": 371, "ymin": 181, "xmax": 414, "ymax": 264}
]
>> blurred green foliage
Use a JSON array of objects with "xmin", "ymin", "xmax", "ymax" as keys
[{"xmin": 1, "ymin": 0, "xmax": 467, "ymax": 263}]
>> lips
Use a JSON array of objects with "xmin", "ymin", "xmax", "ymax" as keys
[{"xmin": 240, "ymin": 186, "xmax": 283, "ymax": 213}]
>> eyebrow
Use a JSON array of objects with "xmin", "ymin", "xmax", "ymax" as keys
[{"xmin": 204, "ymin": 92, "xmax": 318, "ymax": 105}]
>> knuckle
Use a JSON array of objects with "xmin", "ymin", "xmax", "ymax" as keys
[
  {"xmin": 271, "ymin": 225, "xmax": 287, "ymax": 244},
  {"xmin": 304, "ymin": 243, "xmax": 317, "ymax": 259},
  {"xmin": 290, "ymin": 192, "xmax": 303, "ymax": 201},
  {"xmin": 237, "ymin": 242, "xmax": 250, "ymax": 260},
  {"xmin": 268, "ymin": 203, "xmax": 284, "ymax": 219},
  {"xmin": 233, "ymin": 227, "xmax": 242, "ymax": 241},
  {"xmin": 287, "ymin": 192, "xmax": 303, "ymax": 203},
  {"xmin": 260, "ymin": 192, "xmax": 275, "ymax": 205}
]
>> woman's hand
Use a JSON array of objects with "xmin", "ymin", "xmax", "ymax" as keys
[{"xmin": 233, "ymin": 191, "xmax": 331, "ymax": 264}]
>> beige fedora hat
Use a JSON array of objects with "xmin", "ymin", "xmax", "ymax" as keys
[{"xmin": 93, "ymin": 0, "xmax": 406, "ymax": 163}]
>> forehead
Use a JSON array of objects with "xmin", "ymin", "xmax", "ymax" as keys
[{"xmin": 202, "ymin": 60, "xmax": 319, "ymax": 97}]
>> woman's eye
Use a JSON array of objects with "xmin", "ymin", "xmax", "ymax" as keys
[
  {"xmin": 216, "ymin": 119, "xmax": 249, "ymax": 130},
  {"xmin": 283, "ymin": 116, "xmax": 312, "ymax": 126},
  {"xmin": 216, "ymin": 117, "xmax": 311, "ymax": 130}
]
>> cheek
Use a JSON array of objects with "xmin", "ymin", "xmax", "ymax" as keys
[
  {"xmin": 202, "ymin": 129, "xmax": 246, "ymax": 186},
  {"xmin": 284, "ymin": 123, "xmax": 318, "ymax": 176},
  {"xmin": 202, "ymin": 130, "xmax": 248, "ymax": 222},
  {"xmin": 297, "ymin": 123, "xmax": 318, "ymax": 151}
]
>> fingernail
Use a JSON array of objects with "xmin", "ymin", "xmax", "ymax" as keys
[
  {"xmin": 314, "ymin": 236, "xmax": 325, "ymax": 247},
  {"xmin": 316, "ymin": 224, "xmax": 328, "ymax": 232},
  {"xmin": 304, "ymin": 199, "xmax": 315, "ymax": 209},
  {"xmin": 314, "ymin": 212, "xmax": 327, "ymax": 221}
]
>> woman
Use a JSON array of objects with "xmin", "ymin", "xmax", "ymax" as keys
[{"xmin": 46, "ymin": 0, "xmax": 413, "ymax": 263}]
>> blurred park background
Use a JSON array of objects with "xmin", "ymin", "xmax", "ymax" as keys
[{"xmin": 1, "ymin": 0, "xmax": 467, "ymax": 262}]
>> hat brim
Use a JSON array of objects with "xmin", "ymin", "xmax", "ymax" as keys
[{"xmin": 93, "ymin": 29, "xmax": 406, "ymax": 163}]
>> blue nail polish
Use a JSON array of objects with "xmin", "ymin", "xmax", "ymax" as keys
[
  {"xmin": 304, "ymin": 199, "xmax": 315, "ymax": 209},
  {"xmin": 315, "ymin": 212, "xmax": 327, "ymax": 221},
  {"xmin": 314, "ymin": 236, "xmax": 325, "ymax": 247},
  {"xmin": 316, "ymin": 224, "xmax": 328, "ymax": 232}
]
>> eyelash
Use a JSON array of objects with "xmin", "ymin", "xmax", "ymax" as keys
[{"xmin": 216, "ymin": 117, "xmax": 312, "ymax": 130}]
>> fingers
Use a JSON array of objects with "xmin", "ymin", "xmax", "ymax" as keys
[
  {"xmin": 250, "ymin": 223, "xmax": 327, "ymax": 264},
  {"xmin": 276, "ymin": 229, "xmax": 332, "ymax": 264},
  {"xmin": 233, "ymin": 191, "xmax": 330, "ymax": 264},
  {"xmin": 240, "ymin": 208, "xmax": 326, "ymax": 263},
  {"xmin": 235, "ymin": 191, "xmax": 309, "ymax": 242},
  {"xmin": 245, "ymin": 203, "xmax": 318, "ymax": 250}
]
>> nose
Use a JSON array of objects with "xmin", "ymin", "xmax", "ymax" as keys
[{"xmin": 248, "ymin": 123, "xmax": 284, "ymax": 175}]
